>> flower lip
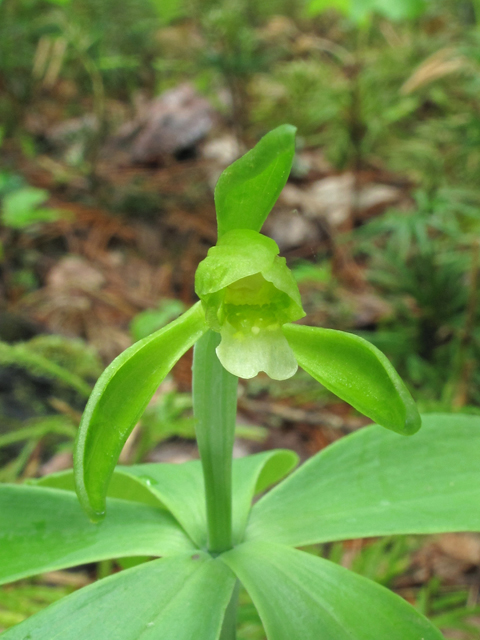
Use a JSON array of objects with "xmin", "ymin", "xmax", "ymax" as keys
[{"xmin": 223, "ymin": 273, "xmax": 294, "ymax": 334}]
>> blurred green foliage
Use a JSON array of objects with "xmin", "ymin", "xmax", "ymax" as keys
[
  {"xmin": 354, "ymin": 188, "xmax": 480, "ymax": 406},
  {"xmin": 1, "ymin": 0, "xmax": 479, "ymax": 186},
  {"xmin": 0, "ymin": 0, "xmax": 479, "ymax": 633},
  {"xmin": 0, "ymin": 171, "xmax": 68, "ymax": 230},
  {"xmin": 0, "ymin": 580, "xmax": 74, "ymax": 631},
  {"xmin": 307, "ymin": 0, "xmax": 428, "ymax": 23},
  {"xmin": 0, "ymin": 335, "xmax": 101, "ymax": 480},
  {"xmin": 130, "ymin": 299, "xmax": 185, "ymax": 342}
]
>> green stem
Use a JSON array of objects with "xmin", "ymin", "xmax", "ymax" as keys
[
  {"xmin": 192, "ymin": 330, "xmax": 238, "ymax": 555},
  {"xmin": 97, "ymin": 558, "xmax": 114, "ymax": 580}
]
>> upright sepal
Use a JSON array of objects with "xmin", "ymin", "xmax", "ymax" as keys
[
  {"xmin": 215, "ymin": 125, "xmax": 296, "ymax": 238},
  {"xmin": 283, "ymin": 324, "xmax": 421, "ymax": 434},
  {"xmin": 74, "ymin": 302, "xmax": 207, "ymax": 521}
]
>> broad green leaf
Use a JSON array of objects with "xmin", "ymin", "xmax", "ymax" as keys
[
  {"xmin": 232, "ymin": 450, "xmax": 298, "ymax": 541},
  {"xmin": 283, "ymin": 323, "xmax": 421, "ymax": 435},
  {"xmin": 118, "ymin": 450, "xmax": 298, "ymax": 547},
  {"xmin": 2, "ymin": 553, "xmax": 236, "ymax": 640},
  {"xmin": 34, "ymin": 469, "xmax": 163, "ymax": 509},
  {"xmin": 74, "ymin": 302, "xmax": 207, "ymax": 521},
  {"xmin": 117, "ymin": 462, "xmax": 206, "ymax": 547},
  {"xmin": 215, "ymin": 125, "xmax": 296, "ymax": 238},
  {"xmin": 221, "ymin": 541, "xmax": 443, "ymax": 640},
  {"xmin": 0, "ymin": 485, "xmax": 194, "ymax": 585},
  {"xmin": 246, "ymin": 414, "xmax": 480, "ymax": 547}
]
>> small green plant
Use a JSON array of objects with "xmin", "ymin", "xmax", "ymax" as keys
[
  {"xmin": 0, "ymin": 173, "xmax": 67, "ymax": 230},
  {"xmin": 130, "ymin": 299, "xmax": 186, "ymax": 341},
  {"xmin": 1, "ymin": 126, "xmax": 480, "ymax": 639},
  {"xmin": 354, "ymin": 189, "xmax": 480, "ymax": 406},
  {"xmin": 0, "ymin": 578, "xmax": 75, "ymax": 631},
  {"xmin": 417, "ymin": 577, "xmax": 480, "ymax": 639},
  {"xmin": 0, "ymin": 335, "xmax": 100, "ymax": 399},
  {"xmin": 0, "ymin": 335, "xmax": 102, "ymax": 480}
]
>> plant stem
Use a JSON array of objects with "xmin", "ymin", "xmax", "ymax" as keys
[{"xmin": 192, "ymin": 330, "xmax": 238, "ymax": 555}]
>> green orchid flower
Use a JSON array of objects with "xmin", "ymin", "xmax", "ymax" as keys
[
  {"xmin": 74, "ymin": 124, "xmax": 421, "ymax": 521},
  {"xmin": 195, "ymin": 228, "xmax": 305, "ymax": 380}
]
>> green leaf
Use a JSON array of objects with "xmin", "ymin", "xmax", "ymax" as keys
[
  {"xmin": 283, "ymin": 323, "xmax": 421, "ymax": 435},
  {"xmin": 117, "ymin": 462, "xmax": 206, "ymax": 546},
  {"xmin": 130, "ymin": 299, "xmax": 185, "ymax": 341},
  {"xmin": 2, "ymin": 553, "xmax": 236, "ymax": 640},
  {"xmin": 33, "ymin": 468, "xmax": 164, "ymax": 509},
  {"xmin": 221, "ymin": 541, "xmax": 443, "ymax": 640},
  {"xmin": 117, "ymin": 450, "xmax": 298, "ymax": 547},
  {"xmin": 1, "ymin": 187, "xmax": 65, "ymax": 229},
  {"xmin": 233, "ymin": 450, "xmax": 298, "ymax": 542},
  {"xmin": 74, "ymin": 302, "xmax": 207, "ymax": 521},
  {"xmin": 215, "ymin": 125, "xmax": 296, "ymax": 238},
  {"xmin": 246, "ymin": 414, "xmax": 480, "ymax": 547},
  {"xmin": 0, "ymin": 485, "xmax": 194, "ymax": 585}
]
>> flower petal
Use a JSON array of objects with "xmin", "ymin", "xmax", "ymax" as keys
[
  {"xmin": 195, "ymin": 229, "xmax": 279, "ymax": 297},
  {"xmin": 283, "ymin": 323, "xmax": 421, "ymax": 435},
  {"xmin": 74, "ymin": 302, "xmax": 208, "ymax": 521},
  {"xmin": 217, "ymin": 320, "xmax": 298, "ymax": 380}
]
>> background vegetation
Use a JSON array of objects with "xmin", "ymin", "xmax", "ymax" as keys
[{"xmin": 0, "ymin": 0, "xmax": 479, "ymax": 637}]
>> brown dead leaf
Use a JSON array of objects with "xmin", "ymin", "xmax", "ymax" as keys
[
  {"xmin": 39, "ymin": 571, "xmax": 91, "ymax": 588},
  {"xmin": 437, "ymin": 533, "xmax": 480, "ymax": 566}
]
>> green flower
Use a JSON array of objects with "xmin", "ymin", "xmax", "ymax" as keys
[
  {"xmin": 195, "ymin": 229, "xmax": 305, "ymax": 380},
  {"xmin": 74, "ymin": 125, "xmax": 421, "ymax": 520}
]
